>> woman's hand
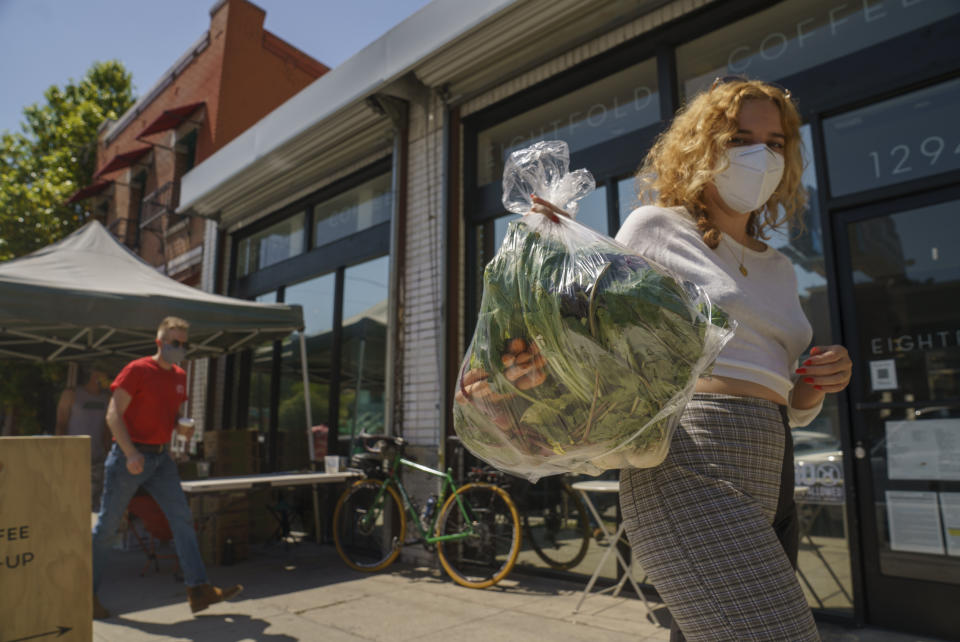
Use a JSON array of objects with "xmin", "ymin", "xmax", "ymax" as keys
[
  {"xmin": 795, "ymin": 345, "xmax": 852, "ymax": 394},
  {"xmin": 528, "ymin": 194, "xmax": 570, "ymax": 222},
  {"xmin": 500, "ymin": 337, "xmax": 547, "ymax": 390},
  {"xmin": 454, "ymin": 339, "xmax": 548, "ymax": 407}
]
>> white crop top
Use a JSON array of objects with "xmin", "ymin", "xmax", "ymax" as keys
[{"xmin": 615, "ymin": 205, "xmax": 822, "ymax": 427}]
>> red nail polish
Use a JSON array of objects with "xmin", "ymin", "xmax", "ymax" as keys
[
  {"xmin": 810, "ymin": 347, "xmax": 820, "ymax": 355},
  {"xmin": 804, "ymin": 377, "xmax": 814, "ymax": 384},
  {"xmin": 795, "ymin": 368, "xmax": 806, "ymax": 374},
  {"xmin": 803, "ymin": 360, "xmax": 812, "ymax": 366},
  {"xmin": 814, "ymin": 385, "xmax": 822, "ymax": 390}
]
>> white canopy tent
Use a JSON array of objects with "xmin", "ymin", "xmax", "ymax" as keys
[{"xmin": 0, "ymin": 220, "xmax": 315, "ymax": 458}]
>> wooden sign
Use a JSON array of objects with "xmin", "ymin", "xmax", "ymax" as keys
[{"xmin": 0, "ymin": 436, "xmax": 92, "ymax": 642}]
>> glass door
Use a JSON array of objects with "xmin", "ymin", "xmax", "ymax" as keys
[{"xmin": 835, "ymin": 191, "xmax": 960, "ymax": 639}]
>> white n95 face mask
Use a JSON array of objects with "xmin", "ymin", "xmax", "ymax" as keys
[{"xmin": 713, "ymin": 144, "xmax": 785, "ymax": 213}]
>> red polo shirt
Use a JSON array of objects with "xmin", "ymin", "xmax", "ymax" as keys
[{"xmin": 111, "ymin": 356, "xmax": 188, "ymax": 444}]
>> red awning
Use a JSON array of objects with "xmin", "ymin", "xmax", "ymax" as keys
[
  {"xmin": 65, "ymin": 180, "xmax": 113, "ymax": 205},
  {"xmin": 136, "ymin": 102, "xmax": 205, "ymax": 138},
  {"xmin": 94, "ymin": 146, "xmax": 152, "ymax": 178}
]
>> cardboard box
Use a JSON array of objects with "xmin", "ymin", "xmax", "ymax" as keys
[{"xmin": 190, "ymin": 492, "xmax": 251, "ymax": 566}]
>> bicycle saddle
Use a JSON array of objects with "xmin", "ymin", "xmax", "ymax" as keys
[{"xmin": 357, "ymin": 433, "xmax": 406, "ymax": 452}]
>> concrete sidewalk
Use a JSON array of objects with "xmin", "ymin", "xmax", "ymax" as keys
[{"xmin": 93, "ymin": 543, "xmax": 943, "ymax": 642}]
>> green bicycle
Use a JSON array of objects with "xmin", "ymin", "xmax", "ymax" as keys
[{"xmin": 332, "ymin": 433, "xmax": 522, "ymax": 589}]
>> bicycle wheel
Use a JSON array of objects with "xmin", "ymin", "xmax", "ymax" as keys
[
  {"xmin": 333, "ymin": 479, "xmax": 406, "ymax": 572},
  {"xmin": 435, "ymin": 483, "xmax": 521, "ymax": 589},
  {"xmin": 524, "ymin": 482, "xmax": 590, "ymax": 570}
]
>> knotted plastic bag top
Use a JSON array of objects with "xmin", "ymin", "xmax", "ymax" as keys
[{"xmin": 501, "ymin": 140, "xmax": 595, "ymax": 218}]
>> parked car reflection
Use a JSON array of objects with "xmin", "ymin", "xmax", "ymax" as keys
[{"xmin": 793, "ymin": 429, "xmax": 844, "ymax": 505}]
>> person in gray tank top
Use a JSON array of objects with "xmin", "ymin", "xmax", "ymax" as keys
[{"xmin": 56, "ymin": 363, "xmax": 112, "ymax": 511}]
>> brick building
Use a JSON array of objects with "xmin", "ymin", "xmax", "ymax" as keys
[{"xmin": 68, "ymin": 0, "xmax": 328, "ymax": 285}]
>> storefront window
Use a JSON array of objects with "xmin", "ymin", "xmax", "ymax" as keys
[
  {"xmin": 339, "ymin": 256, "xmax": 389, "ymax": 451},
  {"xmin": 823, "ymin": 77, "xmax": 960, "ymax": 197},
  {"xmin": 236, "ymin": 211, "xmax": 306, "ymax": 278},
  {"xmin": 277, "ymin": 274, "xmax": 336, "ymax": 471},
  {"xmin": 476, "ymin": 59, "xmax": 659, "ymax": 186},
  {"xmin": 231, "ymin": 160, "xmax": 394, "ymax": 464},
  {"xmin": 246, "ymin": 291, "xmax": 277, "ymax": 438},
  {"xmin": 315, "ymin": 173, "xmax": 392, "ymax": 246},
  {"xmin": 766, "ymin": 125, "xmax": 853, "ymax": 612},
  {"xmin": 676, "ymin": 0, "xmax": 960, "ymax": 99}
]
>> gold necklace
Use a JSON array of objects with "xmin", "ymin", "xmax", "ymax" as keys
[{"xmin": 724, "ymin": 240, "xmax": 748, "ymax": 276}]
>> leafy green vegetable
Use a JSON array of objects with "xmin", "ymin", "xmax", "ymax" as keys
[{"xmin": 454, "ymin": 218, "xmax": 732, "ymax": 480}]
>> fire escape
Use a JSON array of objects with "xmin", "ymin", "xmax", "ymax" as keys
[{"xmin": 139, "ymin": 181, "xmax": 192, "ymax": 274}]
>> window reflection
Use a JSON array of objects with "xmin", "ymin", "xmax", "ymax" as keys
[
  {"xmin": 236, "ymin": 212, "xmax": 305, "ymax": 278},
  {"xmin": 569, "ymin": 187, "xmax": 608, "ymax": 236},
  {"xmin": 477, "ymin": 60, "xmax": 659, "ymax": 186},
  {"xmin": 247, "ymin": 291, "xmax": 277, "ymax": 442},
  {"xmin": 278, "ymin": 274, "xmax": 335, "ymax": 471},
  {"xmin": 676, "ymin": 0, "xmax": 960, "ymax": 99},
  {"xmin": 340, "ymin": 257, "xmax": 389, "ymax": 450},
  {"xmin": 315, "ymin": 173, "xmax": 392, "ymax": 246},
  {"xmin": 823, "ymin": 78, "xmax": 960, "ymax": 197},
  {"xmin": 849, "ymin": 200, "xmax": 960, "ymax": 403}
]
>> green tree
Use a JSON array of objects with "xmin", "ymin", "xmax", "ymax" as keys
[
  {"xmin": 0, "ymin": 60, "xmax": 135, "ymax": 261},
  {"xmin": 0, "ymin": 60, "xmax": 134, "ymax": 434}
]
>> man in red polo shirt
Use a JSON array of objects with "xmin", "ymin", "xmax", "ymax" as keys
[{"xmin": 91, "ymin": 316, "xmax": 242, "ymax": 619}]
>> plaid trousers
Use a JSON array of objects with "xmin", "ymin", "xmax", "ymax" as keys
[{"xmin": 619, "ymin": 393, "xmax": 819, "ymax": 642}]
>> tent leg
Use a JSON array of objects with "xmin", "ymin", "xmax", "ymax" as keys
[{"xmin": 299, "ymin": 332, "xmax": 321, "ymax": 545}]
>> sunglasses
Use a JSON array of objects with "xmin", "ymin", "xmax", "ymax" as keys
[
  {"xmin": 711, "ymin": 74, "xmax": 792, "ymax": 101},
  {"xmin": 166, "ymin": 340, "xmax": 190, "ymax": 349}
]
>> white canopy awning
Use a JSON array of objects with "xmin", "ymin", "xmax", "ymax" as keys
[{"xmin": 0, "ymin": 221, "xmax": 303, "ymax": 362}]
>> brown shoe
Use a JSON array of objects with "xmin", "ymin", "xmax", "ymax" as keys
[
  {"xmin": 93, "ymin": 595, "xmax": 111, "ymax": 620},
  {"xmin": 187, "ymin": 583, "xmax": 243, "ymax": 614}
]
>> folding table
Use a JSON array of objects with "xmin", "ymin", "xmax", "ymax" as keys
[
  {"xmin": 182, "ymin": 471, "xmax": 361, "ymax": 546},
  {"xmin": 570, "ymin": 480, "xmax": 654, "ymax": 618}
]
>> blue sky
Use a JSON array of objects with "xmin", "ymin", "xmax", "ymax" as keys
[{"xmin": 0, "ymin": 0, "xmax": 433, "ymax": 135}]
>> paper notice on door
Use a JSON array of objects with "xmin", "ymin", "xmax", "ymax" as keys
[
  {"xmin": 886, "ymin": 491, "xmax": 945, "ymax": 555},
  {"xmin": 941, "ymin": 492, "xmax": 960, "ymax": 557},
  {"xmin": 885, "ymin": 419, "xmax": 960, "ymax": 481}
]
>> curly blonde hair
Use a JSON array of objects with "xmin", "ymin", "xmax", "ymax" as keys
[{"xmin": 635, "ymin": 79, "xmax": 807, "ymax": 248}]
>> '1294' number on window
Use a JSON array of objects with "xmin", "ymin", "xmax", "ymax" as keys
[{"xmin": 869, "ymin": 137, "xmax": 960, "ymax": 179}]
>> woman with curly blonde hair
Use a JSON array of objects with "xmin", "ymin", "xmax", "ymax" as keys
[
  {"xmin": 636, "ymin": 79, "xmax": 807, "ymax": 250},
  {"xmin": 530, "ymin": 78, "xmax": 852, "ymax": 641}
]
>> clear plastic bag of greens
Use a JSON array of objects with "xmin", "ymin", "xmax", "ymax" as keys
[{"xmin": 452, "ymin": 140, "xmax": 735, "ymax": 481}]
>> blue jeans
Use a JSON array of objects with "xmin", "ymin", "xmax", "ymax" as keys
[{"xmin": 92, "ymin": 443, "xmax": 208, "ymax": 591}]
